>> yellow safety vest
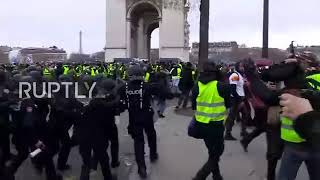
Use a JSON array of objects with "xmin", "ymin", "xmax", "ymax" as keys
[
  {"xmin": 91, "ymin": 68, "xmax": 96, "ymax": 77},
  {"xmin": 170, "ymin": 67, "xmax": 182, "ymax": 79},
  {"xmin": 306, "ymin": 73, "xmax": 320, "ymax": 90},
  {"xmin": 177, "ymin": 68, "xmax": 182, "ymax": 78},
  {"xmin": 145, "ymin": 72, "xmax": 150, "ymax": 82},
  {"xmin": 281, "ymin": 117, "xmax": 306, "ymax": 143},
  {"xmin": 195, "ymin": 81, "xmax": 226, "ymax": 124},
  {"xmin": 63, "ymin": 66, "xmax": 69, "ymax": 75}
]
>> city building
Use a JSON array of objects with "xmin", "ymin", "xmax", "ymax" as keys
[
  {"xmin": 191, "ymin": 41, "xmax": 238, "ymax": 56},
  {"xmin": 289, "ymin": 45, "xmax": 320, "ymax": 59},
  {"xmin": 190, "ymin": 41, "xmax": 287, "ymax": 64},
  {"xmin": 19, "ymin": 46, "xmax": 67, "ymax": 63},
  {"xmin": 0, "ymin": 46, "xmax": 11, "ymax": 63}
]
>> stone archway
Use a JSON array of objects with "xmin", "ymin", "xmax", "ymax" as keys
[
  {"xmin": 127, "ymin": 0, "xmax": 162, "ymax": 19},
  {"xmin": 126, "ymin": 1, "xmax": 160, "ymax": 59},
  {"xmin": 106, "ymin": 0, "xmax": 190, "ymax": 62}
]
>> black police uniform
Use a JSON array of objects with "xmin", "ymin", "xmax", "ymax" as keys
[
  {"xmin": 51, "ymin": 89, "xmax": 83, "ymax": 171},
  {"xmin": 78, "ymin": 87, "xmax": 120, "ymax": 180},
  {"xmin": 119, "ymin": 78, "xmax": 168, "ymax": 178},
  {"xmin": 0, "ymin": 85, "xmax": 12, "ymax": 177},
  {"xmin": 91, "ymin": 79, "xmax": 121, "ymax": 170},
  {"xmin": 6, "ymin": 97, "xmax": 62, "ymax": 180}
]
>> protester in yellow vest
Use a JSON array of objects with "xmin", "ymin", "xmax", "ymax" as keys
[
  {"xmin": 170, "ymin": 64, "xmax": 182, "ymax": 95},
  {"xmin": 144, "ymin": 65, "xmax": 153, "ymax": 82},
  {"xmin": 278, "ymin": 93, "xmax": 320, "ymax": 180},
  {"xmin": 191, "ymin": 62, "xmax": 231, "ymax": 180},
  {"xmin": 306, "ymin": 73, "xmax": 320, "ymax": 90},
  {"xmin": 43, "ymin": 67, "xmax": 52, "ymax": 79},
  {"xmin": 63, "ymin": 65, "xmax": 70, "ymax": 75}
]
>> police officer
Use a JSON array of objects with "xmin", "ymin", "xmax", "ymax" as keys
[
  {"xmin": 79, "ymin": 79, "xmax": 120, "ymax": 180},
  {"xmin": 51, "ymin": 75, "xmax": 83, "ymax": 171},
  {"xmin": 119, "ymin": 65, "xmax": 172, "ymax": 178},
  {"xmin": 5, "ymin": 75, "xmax": 63, "ymax": 180},
  {"xmin": 191, "ymin": 62, "xmax": 230, "ymax": 180},
  {"xmin": 0, "ymin": 70, "xmax": 13, "ymax": 177},
  {"xmin": 91, "ymin": 77, "xmax": 121, "ymax": 170}
]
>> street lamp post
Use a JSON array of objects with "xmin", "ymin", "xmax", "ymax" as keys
[
  {"xmin": 198, "ymin": 0, "xmax": 210, "ymax": 71},
  {"xmin": 262, "ymin": 0, "xmax": 269, "ymax": 58}
]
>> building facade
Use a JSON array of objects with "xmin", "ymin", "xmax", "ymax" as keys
[
  {"xmin": 191, "ymin": 41, "xmax": 239, "ymax": 56},
  {"xmin": 106, "ymin": 0, "xmax": 190, "ymax": 62}
]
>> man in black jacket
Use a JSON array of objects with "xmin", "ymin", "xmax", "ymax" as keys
[
  {"xmin": 51, "ymin": 75, "xmax": 83, "ymax": 171},
  {"xmin": 78, "ymin": 79, "xmax": 120, "ymax": 180}
]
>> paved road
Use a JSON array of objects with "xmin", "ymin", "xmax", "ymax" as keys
[{"xmin": 15, "ymin": 104, "xmax": 307, "ymax": 180}]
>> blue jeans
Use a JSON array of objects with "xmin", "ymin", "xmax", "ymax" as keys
[{"xmin": 278, "ymin": 145, "xmax": 320, "ymax": 180}]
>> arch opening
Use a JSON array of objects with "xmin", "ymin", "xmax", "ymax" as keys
[{"xmin": 128, "ymin": 2, "xmax": 160, "ymax": 60}]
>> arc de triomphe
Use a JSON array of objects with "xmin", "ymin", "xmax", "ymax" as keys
[{"xmin": 106, "ymin": 0, "xmax": 190, "ymax": 62}]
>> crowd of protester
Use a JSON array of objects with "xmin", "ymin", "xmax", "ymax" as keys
[{"xmin": 0, "ymin": 51, "xmax": 319, "ymax": 180}]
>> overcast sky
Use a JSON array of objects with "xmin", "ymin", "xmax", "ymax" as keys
[{"xmin": 1, "ymin": 0, "xmax": 320, "ymax": 54}]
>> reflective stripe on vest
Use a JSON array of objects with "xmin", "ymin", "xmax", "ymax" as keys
[
  {"xmin": 43, "ymin": 68, "xmax": 51, "ymax": 75},
  {"xmin": 281, "ymin": 117, "xmax": 306, "ymax": 143},
  {"xmin": 306, "ymin": 74, "xmax": 320, "ymax": 90},
  {"xmin": 195, "ymin": 81, "xmax": 226, "ymax": 124}
]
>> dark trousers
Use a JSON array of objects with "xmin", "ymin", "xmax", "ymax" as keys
[
  {"xmin": 195, "ymin": 124, "xmax": 225, "ymax": 179},
  {"xmin": 92, "ymin": 123, "xmax": 119, "ymax": 169},
  {"xmin": 242, "ymin": 108, "xmax": 283, "ymax": 180},
  {"xmin": 225, "ymin": 98, "xmax": 242, "ymax": 134},
  {"xmin": 80, "ymin": 141, "xmax": 112, "ymax": 180},
  {"xmin": 266, "ymin": 124, "xmax": 283, "ymax": 180},
  {"xmin": 0, "ymin": 134, "xmax": 11, "ymax": 176},
  {"xmin": 278, "ymin": 145, "xmax": 320, "ymax": 180},
  {"xmin": 129, "ymin": 112, "xmax": 157, "ymax": 170},
  {"xmin": 177, "ymin": 89, "xmax": 191, "ymax": 108},
  {"xmin": 57, "ymin": 130, "xmax": 72, "ymax": 168},
  {"xmin": 33, "ymin": 150, "xmax": 60, "ymax": 180},
  {"xmin": 55, "ymin": 112, "xmax": 75, "ymax": 169},
  {"xmin": 109, "ymin": 123, "xmax": 119, "ymax": 164}
]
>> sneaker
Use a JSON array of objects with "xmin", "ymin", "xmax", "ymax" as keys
[
  {"xmin": 138, "ymin": 168, "xmax": 147, "ymax": 179},
  {"xmin": 159, "ymin": 114, "xmax": 165, "ymax": 118},
  {"xmin": 224, "ymin": 134, "xmax": 237, "ymax": 141},
  {"xmin": 240, "ymin": 139, "xmax": 249, "ymax": 152}
]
